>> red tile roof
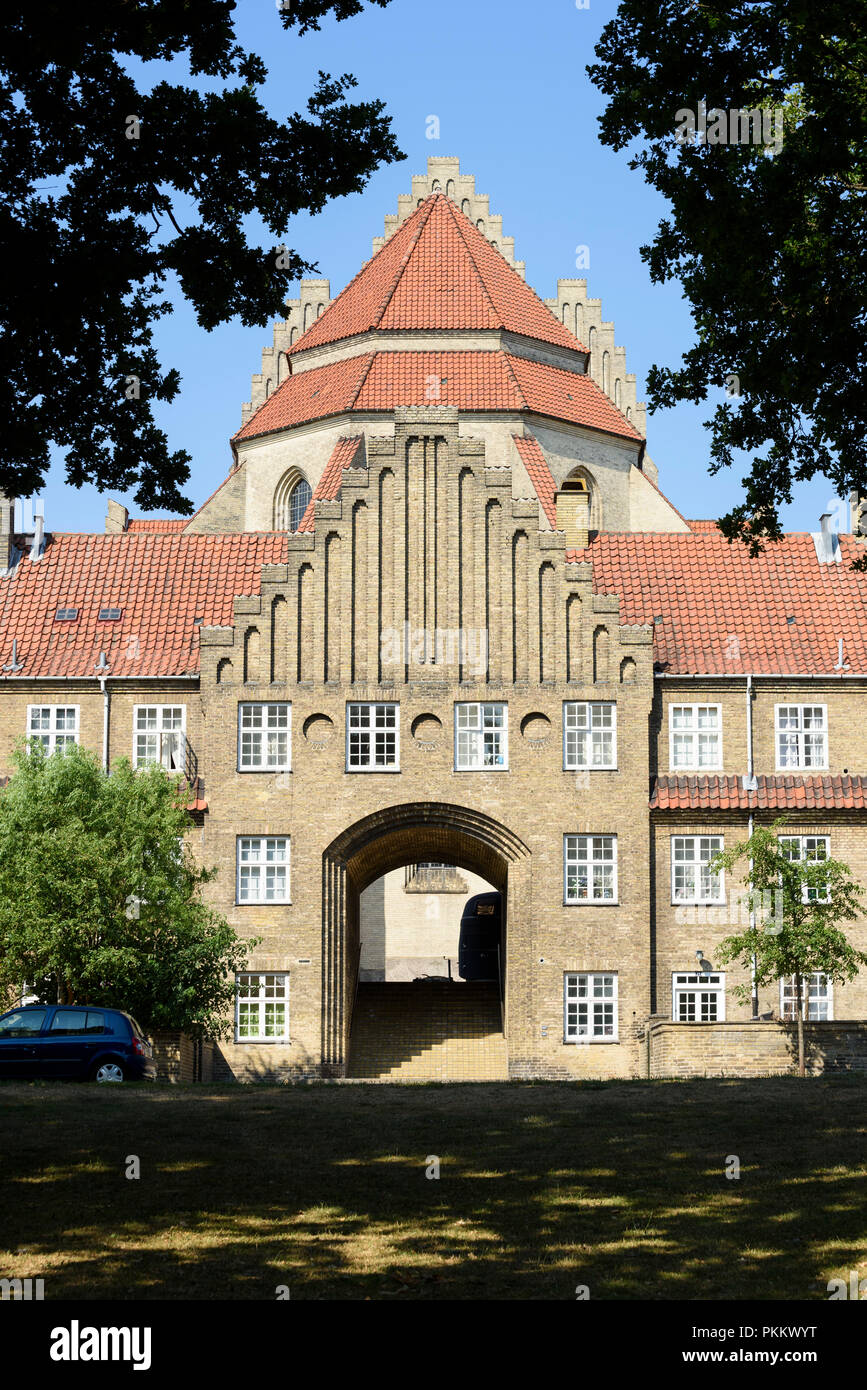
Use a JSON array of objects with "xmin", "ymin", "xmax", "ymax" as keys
[
  {"xmin": 568, "ymin": 530, "xmax": 867, "ymax": 674},
  {"xmin": 0, "ymin": 533, "xmax": 287, "ymax": 678},
  {"xmin": 236, "ymin": 350, "xmax": 641, "ymax": 443},
  {"xmin": 652, "ymin": 774, "xmax": 867, "ymax": 812},
  {"xmin": 289, "ymin": 194, "xmax": 586, "ymax": 355},
  {"xmin": 296, "ymin": 436, "xmax": 363, "ymax": 532},
  {"xmin": 512, "ymin": 436, "xmax": 557, "ymax": 527},
  {"xmin": 126, "ymin": 519, "xmax": 188, "ymax": 533}
]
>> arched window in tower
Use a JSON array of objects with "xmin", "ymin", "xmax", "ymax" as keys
[
  {"xmin": 431, "ymin": 179, "xmax": 441, "ymax": 192},
  {"xmin": 476, "ymin": 218, "xmax": 486, "ymax": 233},
  {"xmin": 303, "ymin": 303, "xmax": 312, "ymax": 331},
  {"xmin": 461, "ymin": 198, "xmax": 470, "ymax": 216},
  {"xmin": 575, "ymin": 303, "xmax": 584, "ymax": 341},
  {"xmin": 588, "ymin": 325, "xmax": 597, "ymax": 368},
  {"xmin": 614, "ymin": 377, "xmax": 622, "ymax": 410},
  {"xmin": 562, "ymin": 303, "xmax": 570, "ymax": 325},
  {"xmin": 274, "ymin": 470, "xmax": 312, "ymax": 533},
  {"xmin": 446, "ymin": 179, "xmax": 456, "ymax": 199},
  {"xmin": 264, "ymin": 377, "xmax": 272, "ymax": 398},
  {"xmin": 317, "ymin": 303, "xmax": 324, "ymax": 318},
  {"xmin": 290, "ymin": 326, "xmax": 298, "ymax": 345},
  {"xmin": 602, "ymin": 350, "xmax": 610, "ymax": 395}
]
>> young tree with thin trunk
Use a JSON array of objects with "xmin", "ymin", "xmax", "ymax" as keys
[{"xmin": 711, "ymin": 820, "xmax": 865, "ymax": 1076}]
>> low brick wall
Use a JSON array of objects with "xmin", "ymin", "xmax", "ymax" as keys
[
  {"xmin": 644, "ymin": 1020, "xmax": 867, "ymax": 1078},
  {"xmin": 150, "ymin": 1032, "xmax": 219, "ymax": 1083}
]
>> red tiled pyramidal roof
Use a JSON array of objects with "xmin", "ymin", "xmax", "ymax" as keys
[
  {"xmin": 0, "ymin": 532, "xmax": 286, "ymax": 678},
  {"xmin": 652, "ymin": 775, "xmax": 867, "ymax": 812},
  {"xmin": 289, "ymin": 194, "xmax": 586, "ymax": 355},
  {"xmin": 296, "ymin": 436, "xmax": 363, "ymax": 532},
  {"xmin": 236, "ymin": 350, "xmax": 640, "ymax": 443}
]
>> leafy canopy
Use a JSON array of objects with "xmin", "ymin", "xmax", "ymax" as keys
[
  {"xmin": 588, "ymin": 1, "xmax": 867, "ymax": 555},
  {"xmin": 0, "ymin": 0, "xmax": 401, "ymax": 512},
  {"xmin": 0, "ymin": 743, "xmax": 257, "ymax": 1037}
]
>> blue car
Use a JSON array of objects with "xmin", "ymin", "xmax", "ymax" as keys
[{"xmin": 0, "ymin": 1003, "xmax": 156, "ymax": 1083}]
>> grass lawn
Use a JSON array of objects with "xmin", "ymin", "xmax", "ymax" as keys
[{"xmin": 1, "ymin": 1076, "xmax": 866, "ymax": 1300}]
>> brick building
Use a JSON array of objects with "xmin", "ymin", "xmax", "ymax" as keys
[{"xmin": 2, "ymin": 157, "xmax": 867, "ymax": 1081}]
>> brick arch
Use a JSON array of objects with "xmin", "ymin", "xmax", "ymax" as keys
[{"xmin": 321, "ymin": 802, "xmax": 531, "ymax": 1073}]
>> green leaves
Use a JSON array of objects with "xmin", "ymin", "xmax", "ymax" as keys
[
  {"xmin": 0, "ymin": 0, "xmax": 402, "ymax": 511},
  {"xmin": 588, "ymin": 1, "xmax": 867, "ymax": 550},
  {"xmin": 0, "ymin": 742, "xmax": 257, "ymax": 1037}
]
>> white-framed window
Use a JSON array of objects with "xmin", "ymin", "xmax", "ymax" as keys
[
  {"xmin": 564, "ymin": 834, "xmax": 618, "ymax": 903},
  {"xmin": 780, "ymin": 973, "xmax": 833, "ymax": 1021},
  {"xmin": 669, "ymin": 704, "xmax": 722, "ymax": 770},
  {"xmin": 455, "ymin": 702, "xmax": 508, "ymax": 770},
  {"xmin": 671, "ymin": 836, "xmax": 725, "ymax": 904},
  {"xmin": 236, "ymin": 837, "xmax": 290, "ymax": 903},
  {"xmin": 564, "ymin": 973, "xmax": 618, "ymax": 1041},
  {"xmin": 27, "ymin": 705, "xmax": 79, "ymax": 754},
  {"xmin": 238, "ymin": 703, "xmax": 291, "ymax": 771},
  {"xmin": 776, "ymin": 705, "xmax": 827, "ymax": 770},
  {"xmin": 235, "ymin": 972, "xmax": 290, "ymax": 1040},
  {"xmin": 673, "ymin": 972, "xmax": 726, "ymax": 1022},
  {"xmin": 346, "ymin": 703, "xmax": 399, "ymax": 770},
  {"xmin": 779, "ymin": 835, "xmax": 831, "ymax": 902},
  {"xmin": 563, "ymin": 701, "xmax": 616, "ymax": 769},
  {"xmin": 134, "ymin": 705, "xmax": 185, "ymax": 770}
]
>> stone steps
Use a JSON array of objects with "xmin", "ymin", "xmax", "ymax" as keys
[{"xmin": 347, "ymin": 981, "xmax": 508, "ymax": 1080}]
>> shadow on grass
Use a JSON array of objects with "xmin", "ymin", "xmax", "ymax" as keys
[{"xmin": 0, "ymin": 1076, "xmax": 865, "ymax": 1300}]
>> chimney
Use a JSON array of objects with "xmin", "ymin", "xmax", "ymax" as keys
[
  {"xmin": 105, "ymin": 499, "xmax": 129, "ymax": 534},
  {"xmin": 0, "ymin": 493, "xmax": 14, "ymax": 569},
  {"xmin": 556, "ymin": 478, "xmax": 591, "ymax": 548},
  {"xmin": 814, "ymin": 511, "xmax": 840, "ymax": 564},
  {"xmin": 29, "ymin": 513, "xmax": 45, "ymax": 562}
]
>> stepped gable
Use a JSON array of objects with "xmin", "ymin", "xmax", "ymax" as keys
[
  {"xmin": 296, "ymin": 436, "xmax": 363, "ymax": 533},
  {"xmin": 287, "ymin": 193, "xmax": 585, "ymax": 355}
]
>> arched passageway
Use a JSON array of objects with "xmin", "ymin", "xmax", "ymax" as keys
[{"xmin": 321, "ymin": 803, "xmax": 531, "ymax": 1076}]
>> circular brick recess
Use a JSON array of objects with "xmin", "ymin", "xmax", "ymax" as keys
[
  {"xmin": 520, "ymin": 712, "xmax": 551, "ymax": 742},
  {"xmin": 411, "ymin": 713, "xmax": 443, "ymax": 746},
  {"xmin": 303, "ymin": 713, "xmax": 335, "ymax": 746}
]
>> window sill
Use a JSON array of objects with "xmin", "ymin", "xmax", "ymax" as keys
[
  {"xmin": 237, "ymin": 768, "xmax": 292, "ymax": 775},
  {"xmin": 563, "ymin": 900, "xmax": 620, "ymax": 907},
  {"xmin": 233, "ymin": 1038, "xmax": 292, "ymax": 1045},
  {"xmin": 345, "ymin": 767, "xmax": 401, "ymax": 774},
  {"xmin": 563, "ymin": 1037, "xmax": 619, "ymax": 1045}
]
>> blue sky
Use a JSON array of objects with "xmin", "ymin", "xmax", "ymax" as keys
[{"xmin": 36, "ymin": 0, "xmax": 841, "ymax": 534}]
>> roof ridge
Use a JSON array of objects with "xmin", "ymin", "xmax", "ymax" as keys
[
  {"xmin": 500, "ymin": 351, "xmax": 528, "ymax": 409},
  {"xmin": 444, "ymin": 196, "xmax": 503, "ymax": 329}
]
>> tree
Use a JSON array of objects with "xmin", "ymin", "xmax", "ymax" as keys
[
  {"xmin": 588, "ymin": 2, "xmax": 867, "ymax": 558},
  {"xmin": 0, "ymin": 742, "xmax": 258, "ymax": 1038},
  {"xmin": 0, "ymin": 0, "xmax": 401, "ymax": 512},
  {"xmin": 710, "ymin": 820, "xmax": 866, "ymax": 1076}
]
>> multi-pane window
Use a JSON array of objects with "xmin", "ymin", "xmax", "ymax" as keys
[
  {"xmin": 776, "ymin": 705, "xmax": 827, "ymax": 769},
  {"xmin": 564, "ymin": 835, "xmax": 617, "ymax": 903},
  {"xmin": 673, "ymin": 972, "xmax": 726, "ymax": 1022},
  {"xmin": 455, "ymin": 703, "xmax": 508, "ymax": 770},
  {"xmin": 27, "ymin": 706, "xmax": 79, "ymax": 754},
  {"xmin": 780, "ymin": 973, "xmax": 832, "ymax": 1021},
  {"xmin": 235, "ymin": 972, "xmax": 290, "ymax": 1040},
  {"xmin": 671, "ymin": 836, "xmax": 725, "ymax": 904},
  {"xmin": 236, "ymin": 837, "xmax": 290, "ymax": 903},
  {"xmin": 238, "ymin": 703, "xmax": 291, "ymax": 771},
  {"xmin": 669, "ymin": 705, "xmax": 722, "ymax": 770},
  {"xmin": 134, "ymin": 706, "xmax": 185, "ymax": 770},
  {"xmin": 346, "ymin": 703, "xmax": 399, "ymax": 770},
  {"xmin": 563, "ymin": 702, "xmax": 616, "ymax": 769},
  {"xmin": 288, "ymin": 480, "xmax": 312, "ymax": 533},
  {"xmin": 779, "ymin": 835, "xmax": 831, "ymax": 902},
  {"xmin": 564, "ymin": 973, "xmax": 618, "ymax": 1041}
]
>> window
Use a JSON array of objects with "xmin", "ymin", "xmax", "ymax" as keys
[
  {"xmin": 97, "ymin": 608, "xmax": 122, "ymax": 622},
  {"xmin": 347, "ymin": 703, "xmax": 399, "ymax": 770},
  {"xmin": 54, "ymin": 607, "xmax": 78, "ymax": 622},
  {"xmin": 779, "ymin": 835, "xmax": 830, "ymax": 902},
  {"xmin": 564, "ymin": 973, "xmax": 618, "ymax": 1041},
  {"xmin": 564, "ymin": 835, "xmax": 617, "ymax": 903},
  {"xmin": 239, "ymin": 703, "xmax": 291, "ymax": 771},
  {"xmin": 236, "ymin": 837, "xmax": 290, "ymax": 903},
  {"xmin": 671, "ymin": 836, "xmax": 725, "ymax": 904},
  {"xmin": 673, "ymin": 972, "xmax": 726, "ymax": 1022},
  {"xmin": 776, "ymin": 705, "xmax": 827, "ymax": 769},
  {"xmin": 288, "ymin": 479, "xmax": 312, "ymax": 533},
  {"xmin": 563, "ymin": 701, "xmax": 616, "ymax": 769},
  {"xmin": 27, "ymin": 706, "xmax": 79, "ymax": 754},
  {"xmin": 49, "ymin": 1010, "xmax": 105, "ymax": 1035},
  {"xmin": 780, "ymin": 973, "xmax": 832, "ymax": 1021},
  {"xmin": 455, "ymin": 703, "xmax": 508, "ymax": 770},
  {"xmin": 0, "ymin": 1009, "xmax": 47, "ymax": 1037},
  {"xmin": 235, "ymin": 973, "xmax": 290, "ymax": 1040},
  {"xmin": 134, "ymin": 706, "xmax": 185, "ymax": 770},
  {"xmin": 669, "ymin": 704, "xmax": 722, "ymax": 770}
]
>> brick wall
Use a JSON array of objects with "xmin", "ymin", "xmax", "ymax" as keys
[{"xmin": 644, "ymin": 1020, "xmax": 867, "ymax": 1078}]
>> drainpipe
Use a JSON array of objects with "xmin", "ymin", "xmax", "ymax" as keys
[
  {"xmin": 98, "ymin": 673, "xmax": 110, "ymax": 770},
  {"xmin": 745, "ymin": 674, "xmax": 758, "ymax": 1018}
]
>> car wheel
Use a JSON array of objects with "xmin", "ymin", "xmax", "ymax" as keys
[{"xmin": 92, "ymin": 1060, "xmax": 126, "ymax": 1084}]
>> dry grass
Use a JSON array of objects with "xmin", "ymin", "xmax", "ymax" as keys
[{"xmin": 1, "ymin": 1076, "xmax": 866, "ymax": 1300}]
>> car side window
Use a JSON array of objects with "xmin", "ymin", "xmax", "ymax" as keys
[
  {"xmin": 0, "ymin": 1009, "xmax": 47, "ymax": 1037},
  {"xmin": 85, "ymin": 1012, "xmax": 106, "ymax": 1034},
  {"xmin": 49, "ymin": 1010, "xmax": 88, "ymax": 1035}
]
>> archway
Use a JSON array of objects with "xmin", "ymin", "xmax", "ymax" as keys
[{"xmin": 321, "ymin": 802, "xmax": 531, "ymax": 1076}]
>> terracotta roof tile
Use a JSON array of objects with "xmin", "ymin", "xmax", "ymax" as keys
[
  {"xmin": 126, "ymin": 519, "xmax": 188, "ymax": 533},
  {"xmin": 296, "ymin": 436, "xmax": 363, "ymax": 532},
  {"xmin": 0, "ymin": 533, "xmax": 286, "ymax": 679},
  {"xmin": 236, "ymin": 350, "xmax": 640, "ymax": 443},
  {"xmin": 652, "ymin": 774, "xmax": 867, "ymax": 811},
  {"xmin": 512, "ymin": 436, "xmax": 557, "ymax": 527},
  {"xmin": 288, "ymin": 194, "xmax": 585, "ymax": 355}
]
